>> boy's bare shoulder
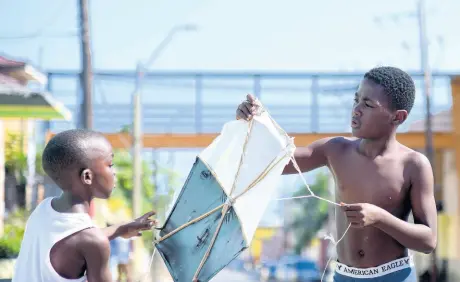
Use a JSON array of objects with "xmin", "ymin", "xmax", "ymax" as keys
[
  {"xmin": 78, "ymin": 227, "xmax": 109, "ymax": 247},
  {"xmin": 396, "ymin": 143, "xmax": 428, "ymax": 162},
  {"xmin": 322, "ymin": 136, "xmax": 359, "ymax": 153},
  {"xmin": 76, "ymin": 227, "xmax": 110, "ymax": 257},
  {"xmin": 395, "ymin": 144, "xmax": 432, "ymax": 180},
  {"xmin": 400, "ymin": 145, "xmax": 432, "ymax": 171}
]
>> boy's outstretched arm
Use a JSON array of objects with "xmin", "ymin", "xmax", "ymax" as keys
[
  {"xmin": 103, "ymin": 210, "xmax": 157, "ymax": 240},
  {"xmin": 80, "ymin": 229, "xmax": 113, "ymax": 282},
  {"xmin": 283, "ymin": 137, "xmax": 346, "ymax": 175}
]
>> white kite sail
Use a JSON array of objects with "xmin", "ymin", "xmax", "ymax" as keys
[{"xmin": 199, "ymin": 109, "xmax": 296, "ymax": 244}]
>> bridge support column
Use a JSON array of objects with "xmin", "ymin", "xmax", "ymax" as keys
[{"xmin": 451, "ymin": 76, "xmax": 460, "ymax": 257}]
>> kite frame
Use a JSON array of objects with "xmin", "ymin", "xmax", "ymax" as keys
[{"xmin": 152, "ymin": 102, "xmax": 296, "ymax": 281}]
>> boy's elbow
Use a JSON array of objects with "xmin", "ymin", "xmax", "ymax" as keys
[{"xmin": 421, "ymin": 236, "xmax": 437, "ymax": 254}]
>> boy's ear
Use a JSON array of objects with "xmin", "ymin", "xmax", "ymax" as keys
[
  {"xmin": 393, "ymin": 109, "xmax": 408, "ymax": 125},
  {"xmin": 80, "ymin": 169, "xmax": 93, "ymax": 185}
]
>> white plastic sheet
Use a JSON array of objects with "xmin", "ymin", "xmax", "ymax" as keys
[{"xmin": 199, "ymin": 111, "xmax": 296, "ymax": 244}]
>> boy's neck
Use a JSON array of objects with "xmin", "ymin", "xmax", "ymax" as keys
[
  {"xmin": 358, "ymin": 132, "xmax": 398, "ymax": 159},
  {"xmin": 52, "ymin": 191, "xmax": 92, "ymax": 214}
]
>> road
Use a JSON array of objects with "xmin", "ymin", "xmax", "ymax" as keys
[
  {"xmin": 211, "ymin": 268, "xmax": 259, "ymax": 282},
  {"xmin": 149, "ymin": 268, "xmax": 258, "ymax": 282},
  {"xmin": 149, "ymin": 255, "xmax": 258, "ymax": 282}
]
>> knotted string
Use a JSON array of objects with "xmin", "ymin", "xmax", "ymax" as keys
[{"xmin": 263, "ymin": 101, "xmax": 351, "ymax": 282}]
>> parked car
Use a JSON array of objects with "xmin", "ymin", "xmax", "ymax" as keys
[{"xmin": 260, "ymin": 255, "xmax": 322, "ymax": 282}]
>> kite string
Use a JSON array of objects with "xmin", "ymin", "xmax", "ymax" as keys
[
  {"xmin": 275, "ymin": 153, "xmax": 351, "ymax": 282},
  {"xmin": 320, "ymin": 223, "xmax": 351, "ymax": 282},
  {"xmin": 136, "ymin": 243, "xmax": 157, "ymax": 282},
  {"xmin": 259, "ymin": 101, "xmax": 352, "ymax": 281}
]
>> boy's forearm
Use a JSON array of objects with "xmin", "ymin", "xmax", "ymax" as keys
[
  {"xmin": 102, "ymin": 224, "xmax": 123, "ymax": 240},
  {"xmin": 375, "ymin": 209, "xmax": 436, "ymax": 254}
]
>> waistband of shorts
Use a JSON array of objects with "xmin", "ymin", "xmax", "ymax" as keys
[{"xmin": 335, "ymin": 256, "xmax": 414, "ymax": 279}]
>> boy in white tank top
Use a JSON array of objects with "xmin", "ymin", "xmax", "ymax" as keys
[{"xmin": 12, "ymin": 129, "xmax": 157, "ymax": 282}]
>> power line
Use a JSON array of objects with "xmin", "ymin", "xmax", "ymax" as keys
[
  {"xmin": 0, "ymin": 2, "xmax": 72, "ymax": 40},
  {"xmin": 0, "ymin": 31, "xmax": 77, "ymax": 40}
]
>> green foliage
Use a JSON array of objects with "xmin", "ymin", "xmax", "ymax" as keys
[
  {"xmin": 34, "ymin": 146, "xmax": 45, "ymax": 176},
  {"xmin": 0, "ymin": 209, "xmax": 30, "ymax": 259},
  {"xmin": 4, "ymin": 131, "xmax": 45, "ymax": 183},
  {"xmin": 4, "ymin": 132, "xmax": 27, "ymax": 184},
  {"xmin": 111, "ymin": 149, "xmax": 179, "ymax": 252},
  {"xmin": 289, "ymin": 173, "xmax": 331, "ymax": 254},
  {"xmin": 112, "ymin": 150, "xmax": 154, "ymax": 214}
]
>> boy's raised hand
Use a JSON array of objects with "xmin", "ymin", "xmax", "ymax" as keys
[
  {"xmin": 119, "ymin": 210, "xmax": 157, "ymax": 238},
  {"xmin": 236, "ymin": 94, "xmax": 260, "ymax": 121}
]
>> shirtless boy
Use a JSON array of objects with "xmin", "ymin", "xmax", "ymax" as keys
[
  {"xmin": 13, "ymin": 129, "xmax": 156, "ymax": 282},
  {"xmin": 236, "ymin": 66, "xmax": 437, "ymax": 281}
]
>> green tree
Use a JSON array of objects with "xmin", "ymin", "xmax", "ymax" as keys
[
  {"xmin": 4, "ymin": 132, "xmax": 45, "ymax": 182},
  {"xmin": 0, "ymin": 209, "xmax": 30, "ymax": 258},
  {"xmin": 289, "ymin": 173, "xmax": 331, "ymax": 254},
  {"xmin": 4, "ymin": 132, "xmax": 27, "ymax": 185},
  {"xmin": 111, "ymin": 149, "xmax": 178, "ymax": 213},
  {"xmin": 111, "ymin": 149, "xmax": 179, "ymax": 251}
]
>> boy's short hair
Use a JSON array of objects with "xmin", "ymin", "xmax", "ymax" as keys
[
  {"xmin": 42, "ymin": 129, "xmax": 106, "ymax": 182},
  {"xmin": 364, "ymin": 66, "xmax": 416, "ymax": 114}
]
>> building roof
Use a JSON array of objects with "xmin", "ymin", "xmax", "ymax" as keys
[
  {"xmin": 0, "ymin": 55, "xmax": 26, "ymax": 68},
  {"xmin": 0, "ymin": 56, "xmax": 71, "ymax": 120},
  {"xmin": 0, "ymin": 73, "xmax": 20, "ymax": 85},
  {"xmin": 408, "ymin": 109, "xmax": 452, "ymax": 132},
  {"xmin": 0, "ymin": 54, "xmax": 47, "ymax": 85}
]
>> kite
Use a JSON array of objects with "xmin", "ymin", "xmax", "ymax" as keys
[{"xmin": 148, "ymin": 99, "xmax": 350, "ymax": 282}]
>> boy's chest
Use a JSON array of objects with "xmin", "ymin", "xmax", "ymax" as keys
[{"xmin": 329, "ymin": 152, "xmax": 410, "ymax": 208}]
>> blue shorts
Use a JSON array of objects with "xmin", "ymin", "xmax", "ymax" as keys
[{"xmin": 333, "ymin": 256, "xmax": 417, "ymax": 282}]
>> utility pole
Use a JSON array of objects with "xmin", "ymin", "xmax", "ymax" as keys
[
  {"xmin": 417, "ymin": 0, "xmax": 437, "ymax": 281},
  {"xmin": 418, "ymin": 0, "xmax": 434, "ymax": 172},
  {"xmin": 132, "ymin": 62, "xmax": 143, "ymax": 219},
  {"xmin": 375, "ymin": 2, "xmax": 439, "ymax": 279},
  {"xmin": 78, "ymin": 0, "xmax": 95, "ymax": 218},
  {"xmin": 79, "ymin": 0, "xmax": 93, "ymax": 130}
]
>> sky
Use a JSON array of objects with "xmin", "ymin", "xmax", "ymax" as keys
[
  {"xmin": 1, "ymin": 0, "xmax": 460, "ymax": 71},
  {"xmin": 1, "ymin": 0, "xmax": 460, "ymax": 225}
]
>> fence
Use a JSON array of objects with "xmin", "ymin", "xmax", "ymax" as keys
[{"xmin": 45, "ymin": 71, "xmax": 455, "ymax": 135}]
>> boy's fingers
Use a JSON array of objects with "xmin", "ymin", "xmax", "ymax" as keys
[
  {"xmin": 246, "ymin": 93, "xmax": 256, "ymax": 102},
  {"xmin": 142, "ymin": 210, "xmax": 156, "ymax": 220}
]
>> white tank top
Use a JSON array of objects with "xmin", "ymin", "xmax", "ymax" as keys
[{"xmin": 12, "ymin": 197, "xmax": 95, "ymax": 282}]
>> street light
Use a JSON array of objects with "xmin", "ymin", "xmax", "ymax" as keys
[
  {"xmin": 130, "ymin": 23, "xmax": 197, "ymax": 278},
  {"xmin": 132, "ymin": 23, "xmax": 198, "ymax": 219}
]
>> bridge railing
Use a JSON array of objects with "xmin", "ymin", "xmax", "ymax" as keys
[
  {"xmin": 46, "ymin": 71, "xmax": 454, "ymax": 134},
  {"xmin": 49, "ymin": 103, "xmax": 448, "ymax": 135}
]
